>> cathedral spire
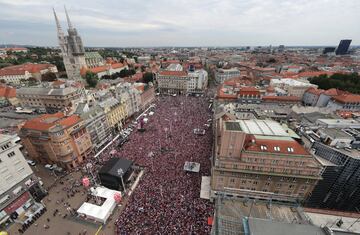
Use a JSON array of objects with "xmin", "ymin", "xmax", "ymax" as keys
[
  {"xmin": 53, "ymin": 8, "xmax": 63, "ymax": 34},
  {"xmin": 64, "ymin": 5, "xmax": 73, "ymax": 30}
]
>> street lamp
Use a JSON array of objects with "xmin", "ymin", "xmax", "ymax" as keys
[{"xmin": 117, "ymin": 168, "xmax": 126, "ymax": 193}]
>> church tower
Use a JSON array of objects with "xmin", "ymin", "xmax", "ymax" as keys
[{"xmin": 53, "ymin": 7, "xmax": 87, "ymax": 80}]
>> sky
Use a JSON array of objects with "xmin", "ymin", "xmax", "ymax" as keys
[{"xmin": 0, "ymin": 0, "xmax": 359, "ymax": 47}]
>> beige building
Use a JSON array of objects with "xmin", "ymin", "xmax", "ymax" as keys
[
  {"xmin": 99, "ymin": 97, "xmax": 127, "ymax": 132},
  {"xmin": 212, "ymin": 117, "xmax": 322, "ymax": 202},
  {"xmin": 156, "ymin": 70, "xmax": 189, "ymax": 94},
  {"xmin": 16, "ymin": 81, "xmax": 83, "ymax": 112},
  {"xmin": 19, "ymin": 112, "xmax": 93, "ymax": 170}
]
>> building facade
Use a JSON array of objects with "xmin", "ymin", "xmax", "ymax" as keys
[
  {"xmin": 0, "ymin": 134, "xmax": 45, "ymax": 227},
  {"xmin": 156, "ymin": 70, "xmax": 189, "ymax": 94},
  {"xmin": 75, "ymin": 103, "xmax": 112, "ymax": 151},
  {"xmin": 0, "ymin": 63, "xmax": 58, "ymax": 84},
  {"xmin": 19, "ymin": 113, "xmax": 93, "ymax": 170},
  {"xmin": 215, "ymin": 68, "xmax": 240, "ymax": 84},
  {"xmin": 211, "ymin": 118, "xmax": 322, "ymax": 203},
  {"xmin": 99, "ymin": 98, "xmax": 127, "ymax": 132},
  {"xmin": 16, "ymin": 82, "xmax": 83, "ymax": 112},
  {"xmin": 327, "ymin": 94, "xmax": 360, "ymax": 111},
  {"xmin": 115, "ymin": 82, "xmax": 141, "ymax": 118},
  {"xmin": 307, "ymin": 141, "xmax": 360, "ymax": 211}
]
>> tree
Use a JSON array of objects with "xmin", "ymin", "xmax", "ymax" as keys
[
  {"xmin": 142, "ymin": 72, "xmax": 154, "ymax": 83},
  {"xmin": 41, "ymin": 72, "xmax": 57, "ymax": 82},
  {"xmin": 101, "ymin": 75, "xmax": 111, "ymax": 80},
  {"xmin": 84, "ymin": 71, "xmax": 98, "ymax": 88}
]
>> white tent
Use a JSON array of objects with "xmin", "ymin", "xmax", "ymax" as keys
[{"xmin": 77, "ymin": 187, "xmax": 121, "ymax": 224}]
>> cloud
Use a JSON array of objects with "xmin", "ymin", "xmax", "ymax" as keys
[{"xmin": 0, "ymin": 0, "xmax": 359, "ymax": 46}]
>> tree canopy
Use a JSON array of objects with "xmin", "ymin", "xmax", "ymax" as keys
[
  {"xmin": 84, "ymin": 71, "xmax": 98, "ymax": 88},
  {"xmin": 142, "ymin": 72, "xmax": 154, "ymax": 83},
  {"xmin": 309, "ymin": 73, "xmax": 360, "ymax": 94},
  {"xmin": 41, "ymin": 72, "xmax": 57, "ymax": 82}
]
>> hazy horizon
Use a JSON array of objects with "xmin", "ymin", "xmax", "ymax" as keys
[{"xmin": 1, "ymin": 0, "xmax": 359, "ymax": 47}]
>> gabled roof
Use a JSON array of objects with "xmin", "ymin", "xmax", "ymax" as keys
[
  {"xmin": 0, "ymin": 63, "xmax": 56, "ymax": 76},
  {"xmin": 332, "ymin": 94, "xmax": 360, "ymax": 103}
]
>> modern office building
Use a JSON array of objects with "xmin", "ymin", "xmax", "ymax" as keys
[
  {"xmin": 323, "ymin": 47, "xmax": 336, "ymax": 54},
  {"xmin": 307, "ymin": 141, "xmax": 360, "ymax": 211},
  {"xmin": 335, "ymin": 39, "xmax": 352, "ymax": 55},
  {"xmin": 211, "ymin": 117, "xmax": 322, "ymax": 203}
]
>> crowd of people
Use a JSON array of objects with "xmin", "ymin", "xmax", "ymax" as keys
[
  {"xmin": 77, "ymin": 94, "xmax": 214, "ymax": 234},
  {"xmin": 111, "ymin": 95, "xmax": 214, "ymax": 234}
]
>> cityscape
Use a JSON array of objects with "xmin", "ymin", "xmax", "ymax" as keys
[{"xmin": 1, "ymin": 1, "xmax": 360, "ymax": 235}]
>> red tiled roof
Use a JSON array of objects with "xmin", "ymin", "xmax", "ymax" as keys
[
  {"xmin": 245, "ymin": 137, "xmax": 309, "ymax": 155},
  {"xmin": 0, "ymin": 63, "xmax": 55, "ymax": 76},
  {"xmin": 305, "ymin": 87, "xmax": 324, "ymax": 96},
  {"xmin": 89, "ymin": 65, "xmax": 108, "ymax": 74},
  {"xmin": 0, "ymin": 47, "xmax": 28, "ymax": 51},
  {"xmin": 158, "ymin": 71, "xmax": 187, "ymax": 76},
  {"xmin": 111, "ymin": 63, "xmax": 125, "ymax": 69},
  {"xmin": 0, "ymin": 86, "xmax": 16, "ymax": 98},
  {"xmin": 323, "ymin": 88, "xmax": 346, "ymax": 96},
  {"xmin": 332, "ymin": 94, "xmax": 360, "ymax": 104},
  {"xmin": 22, "ymin": 113, "xmax": 80, "ymax": 131}
]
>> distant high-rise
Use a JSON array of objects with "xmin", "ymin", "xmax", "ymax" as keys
[
  {"xmin": 323, "ymin": 47, "xmax": 336, "ymax": 54},
  {"xmin": 53, "ymin": 7, "xmax": 87, "ymax": 80},
  {"xmin": 335, "ymin": 39, "xmax": 352, "ymax": 55}
]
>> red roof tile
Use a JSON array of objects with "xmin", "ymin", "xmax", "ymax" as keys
[
  {"xmin": 22, "ymin": 113, "xmax": 80, "ymax": 131},
  {"xmin": 332, "ymin": 94, "xmax": 360, "ymax": 103},
  {"xmin": 158, "ymin": 71, "xmax": 188, "ymax": 76},
  {"xmin": 245, "ymin": 137, "xmax": 309, "ymax": 155},
  {"xmin": 0, "ymin": 63, "xmax": 55, "ymax": 76}
]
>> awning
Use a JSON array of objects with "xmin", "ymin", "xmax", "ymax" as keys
[
  {"xmin": 12, "ymin": 186, "xmax": 22, "ymax": 195},
  {"xmin": 0, "ymin": 195, "xmax": 10, "ymax": 204}
]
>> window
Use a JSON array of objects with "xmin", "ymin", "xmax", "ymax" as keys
[
  {"xmin": 287, "ymin": 147, "xmax": 294, "ymax": 153},
  {"xmin": 265, "ymin": 182, "xmax": 271, "ymax": 186},
  {"xmin": 260, "ymin": 145, "xmax": 267, "ymax": 151},
  {"xmin": 7, "ymin": 151, "xmax": 15, "ymax": 158},
  {"xmin": 274, "ymin": 146, "xmax": 281, "ymax": 152},
  {"xmin": 230, "ymin": 178, "xmax": 235, "ymax": 183}
]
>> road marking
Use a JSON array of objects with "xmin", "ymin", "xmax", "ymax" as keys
[{"xmin": 95, "ymin": 225, "xmax": 102, "ymax": 235}]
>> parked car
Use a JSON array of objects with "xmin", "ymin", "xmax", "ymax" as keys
[
  {"xmin": 26, "ymin": 160, "xmax": 36, "ymax": 166},
  {"xmin": 45, "ymin": 164, "xmax": 54, "ymax": 170}
]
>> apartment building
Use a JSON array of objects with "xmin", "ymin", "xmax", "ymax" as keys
[
  {"xmin": 270, "ymin": 78, "xmax": 317, "ymax": 97},
  {"xmin": 115, "ymin": 82, "xmax": 141, "ymax": 117},
  {"xmin": 99, "ymin": 97, "xmax": 127, "ymax": 132},
  {"xmin": 17, "ymin": 81, "xmax": 83, "ymax": 112},
  {"xmin": 327, "ymin": 94, "xmax": 360, "ymax": 111},
  {"xmin": 0, "ymin": 134, "xmax": 45, "ymax": 227},
  {"xmin": 215, "ymin": 68, "xmax": 240, "ymax": 84},
  {"xmin": 156, "ymin": 70, "xmax": 189, "ymax": 94},
  {"xmin": 19, "ymin": 113, "xmax": 93, "ymax": 170},
  {"xmin": 75, "ymin": 103, "xmax": 112, "ymax": 151},
  {"xmin": 134, "ymin": 83, "xmax": 156, "ymax": 110},
  {"xmin": 0, "ymin": 63, "xmax": 58, "ymax": 84},
  {"xmin": 211, "ymin": 118, "xmax": 322, "ymax": 202}
]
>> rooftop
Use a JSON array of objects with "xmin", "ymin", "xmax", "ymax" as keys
[
  {"xmin": 238, "ymin": 119, "xmax": 289, "ymax": 137},
  {"xmin": 22, "ymin": 113, "xmax": 81, "ymax": 132}
]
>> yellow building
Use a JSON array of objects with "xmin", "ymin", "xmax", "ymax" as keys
[{"xmin": 100, "ymin": 97, "xmax": 127, "ymax": 131}]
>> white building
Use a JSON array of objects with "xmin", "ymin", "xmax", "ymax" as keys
[
  {"xmin": 187, "ymin": 69, "xmax": 208, "ymax": 93},
  {"xmin": 0, "ymin": 63, "xmax": 58, "ymax": 84},
  {"xmin": 215, "ymin": 68, "xmax": 240, "ymax": 83},
  {"xmin": 270, "ymin": 78, "xmax": 317, "ymax": 97},
  {"xmin": 0, "ymin": 134, "xmax": 44, "ymax": 226}
]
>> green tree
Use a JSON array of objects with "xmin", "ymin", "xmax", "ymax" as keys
[
  {"xmin": 142, "ymin": 72, "xmax": 154, "ymax": 83},
  {"xmin": 41, "ymin": 72, "xmax": 57, "ymax": 82},
  {"xmin": 84, "ymin": 71, "xmax": 98, "ymax": 88}
]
